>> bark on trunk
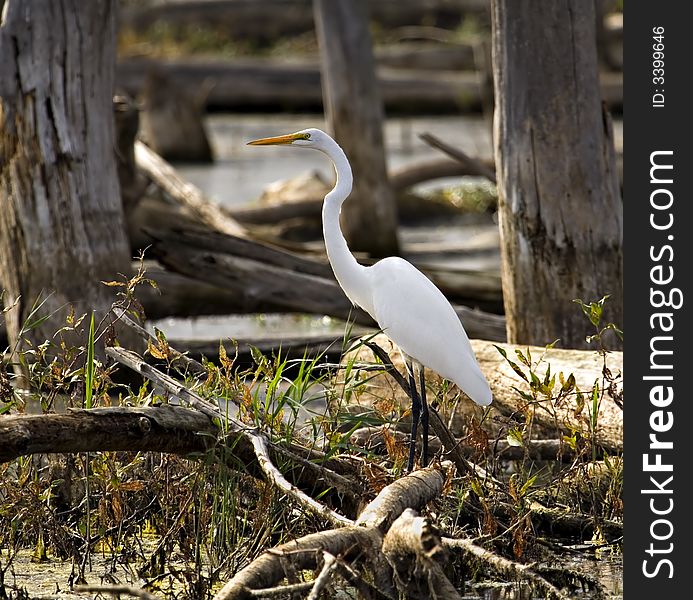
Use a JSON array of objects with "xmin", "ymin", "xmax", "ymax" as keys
[
  {"xmin": 490, "ymin": 0, "xmax": 623, "ymax": 349},
  {"xmin": 314, "ymin": 0, "xmax": 399, "ymax": 257},
  {"xmin": 0, "ymin": 0, "xmax": 132, "ymax": 350}
]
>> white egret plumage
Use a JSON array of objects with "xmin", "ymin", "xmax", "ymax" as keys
[{"xmin": 248, "ymin": 128, "xmax": 492, "ymax": 471}]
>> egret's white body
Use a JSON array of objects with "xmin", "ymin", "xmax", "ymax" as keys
[
  {"xmin": 365, "ymin": 257, "xmax": 492, "ymax": 406},
  {"xmin": 248, "ymin": 128, "xmax": 492, "ymax": 468}
]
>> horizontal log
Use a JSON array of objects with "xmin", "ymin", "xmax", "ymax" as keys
[
  {"xmin": 342, "ymin": 334, "xmax": 623, "ymax": 453},
  {"xmin": 168, "ymin": 335, "xmax": 359, "ymax": 363},
  {"xmin": 150, "ymin": 229, "xmax": 369, "ymax": 322},
  {"xmin": 121, "ymin": 0, "xmax": 491, "ymax": 41},
  {"xmin": 146, "ymin": 222, "xmax": 502, "ymax": 309},
  {"xmin": 116, "ymin": 57, "xmax": 623, "ymax": 113},
  {"xmin": 137, "ymin": 262, "xmax": 278, "ymax": 319},
  {"xmin": 0, "ymin": 406, "xmax": 217, "ymax": 463},
  {"xmin": 0, "ymin": 405, "xmax": 363, "ymax": 506},
  {"xmin": 376, "ymin": 42, "xmax": 478, "ymax": 71}
]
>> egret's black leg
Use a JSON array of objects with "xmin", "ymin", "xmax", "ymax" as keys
[
  {"xmin": 419, "ymin": 366, "xmax": 429, "ymax": 467},
  {"xmin": 406, "ymin": 361, "xmax": 421, "ymax": 472}
]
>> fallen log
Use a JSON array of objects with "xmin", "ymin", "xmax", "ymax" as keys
[
  {"xmin": 0, "ymin": 405, "xmax": 361, "ymax": 497},
  {"xmin": 131, "ymin": 257, "xmax": 507, "ymax": 346},
  {"xmin": 475, "ymin": 340, "xmax": 623, "ymax": 453},
  {"xmin": 211, "ymin": 455, "xmax": 604, "ymax": 599},
  {"xmin": 147, "ymin": 222, "xmax": 501, "ymax": 308},
  {"xmin": 341, "ymin": 334, "xmax": 623, "ymax": 454},
  {"xmin": 0, "ymin": 405, "xmax": 215, "ymax": 464},
  {"xmin": 116, "ymin": 57, "xmax": 624, "ymax": 113},
  {"xmin": 444, "ymin": 537, "xmax": 577, "ymax": 600},
  {"xmin": 121, "ymin": 0, "xmax": 491, "ymax": 42},
  {"xmin": 376, "ymin": 42, "xmax": 478, "ymax": 72},
  {"xmin": 134, "ymin": 140, "xmax": 245, "ymax": 237},
  {"xmin": 136, "ymin": 261, "xmax": 278, "ymax": 320},
  {"xmin": 213, "ymin": 465, "xmax": 448, "ymax": 600},
  {"xmin": 150, "ymin": 228, "xmax": 363, "ymax": 321}
]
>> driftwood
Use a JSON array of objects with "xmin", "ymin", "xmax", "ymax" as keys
[
  {"xmin": 117, "ymin": 57, "xmax": 623, "ymax": 113},
  {"xmin": 0, "ymin": 405, "xmax": 363, "ymax": 502},
  {"xmin": 419, "ymin": 131, "xmax": 497, "ymax": 183},
  {"xmin": 211, "ymin": 456, "xmax": 604, "ymax": 598},
  {"xmin": 134, "ymin": 140, "xmax": 245, "ymax": 237},
  {"xmin": 134, "ymin": 261, "xmax": 275, "ymax": 320},
  {"xmin": 444, "ymin": 537, "xmax": 576, "ymax": 600},
  {"xmin": 474, "ymin": 340, "xmax": 623, "ymax": 453},
  {"xmin": 213, "ymin": 465, "xmax": 448, "ymax": 600}
]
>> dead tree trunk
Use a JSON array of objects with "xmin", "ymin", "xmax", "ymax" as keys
[
  {"xmin": 314, "ymin": 0, "xmax": 400, "ymax": 257},
  {"xmin": 0, "ymin": 1, "xmax": 132, "ymax": 351},
  {"xmin": 490, "ymin": 0, "xmax": 623, "ymax": 349}
]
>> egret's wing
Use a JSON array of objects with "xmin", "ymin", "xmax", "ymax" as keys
[{"xmin": 368, "ymin": 257, "xmax": 492, "ymax": 406}]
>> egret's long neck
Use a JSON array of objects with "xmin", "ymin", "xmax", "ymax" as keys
[{"xmin": 320, "ymin": 142, "xmax": 373, "ymax": 315}]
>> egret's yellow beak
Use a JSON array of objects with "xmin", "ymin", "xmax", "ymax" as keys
[{"xmin": 246, "ymin": 132, "xmax": 308, "ymax": 146}]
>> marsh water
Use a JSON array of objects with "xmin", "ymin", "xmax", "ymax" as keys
[{"xmin": 10, "ymin": 547, "xmax": 622, "ymax": 599}]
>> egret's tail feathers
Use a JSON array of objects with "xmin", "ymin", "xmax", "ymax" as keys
[{"xmin": 457, "ymin": 369, "xmax": 493, "ymax": 407}]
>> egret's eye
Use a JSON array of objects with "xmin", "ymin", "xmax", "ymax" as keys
[{"xmin": 302, "ymin": 133, "xmax": 311, "ymax": 140}]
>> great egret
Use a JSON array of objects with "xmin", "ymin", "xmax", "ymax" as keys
[{"xmin": 248, "ymin": 129, "xmax": 492, "ymax": 471}]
